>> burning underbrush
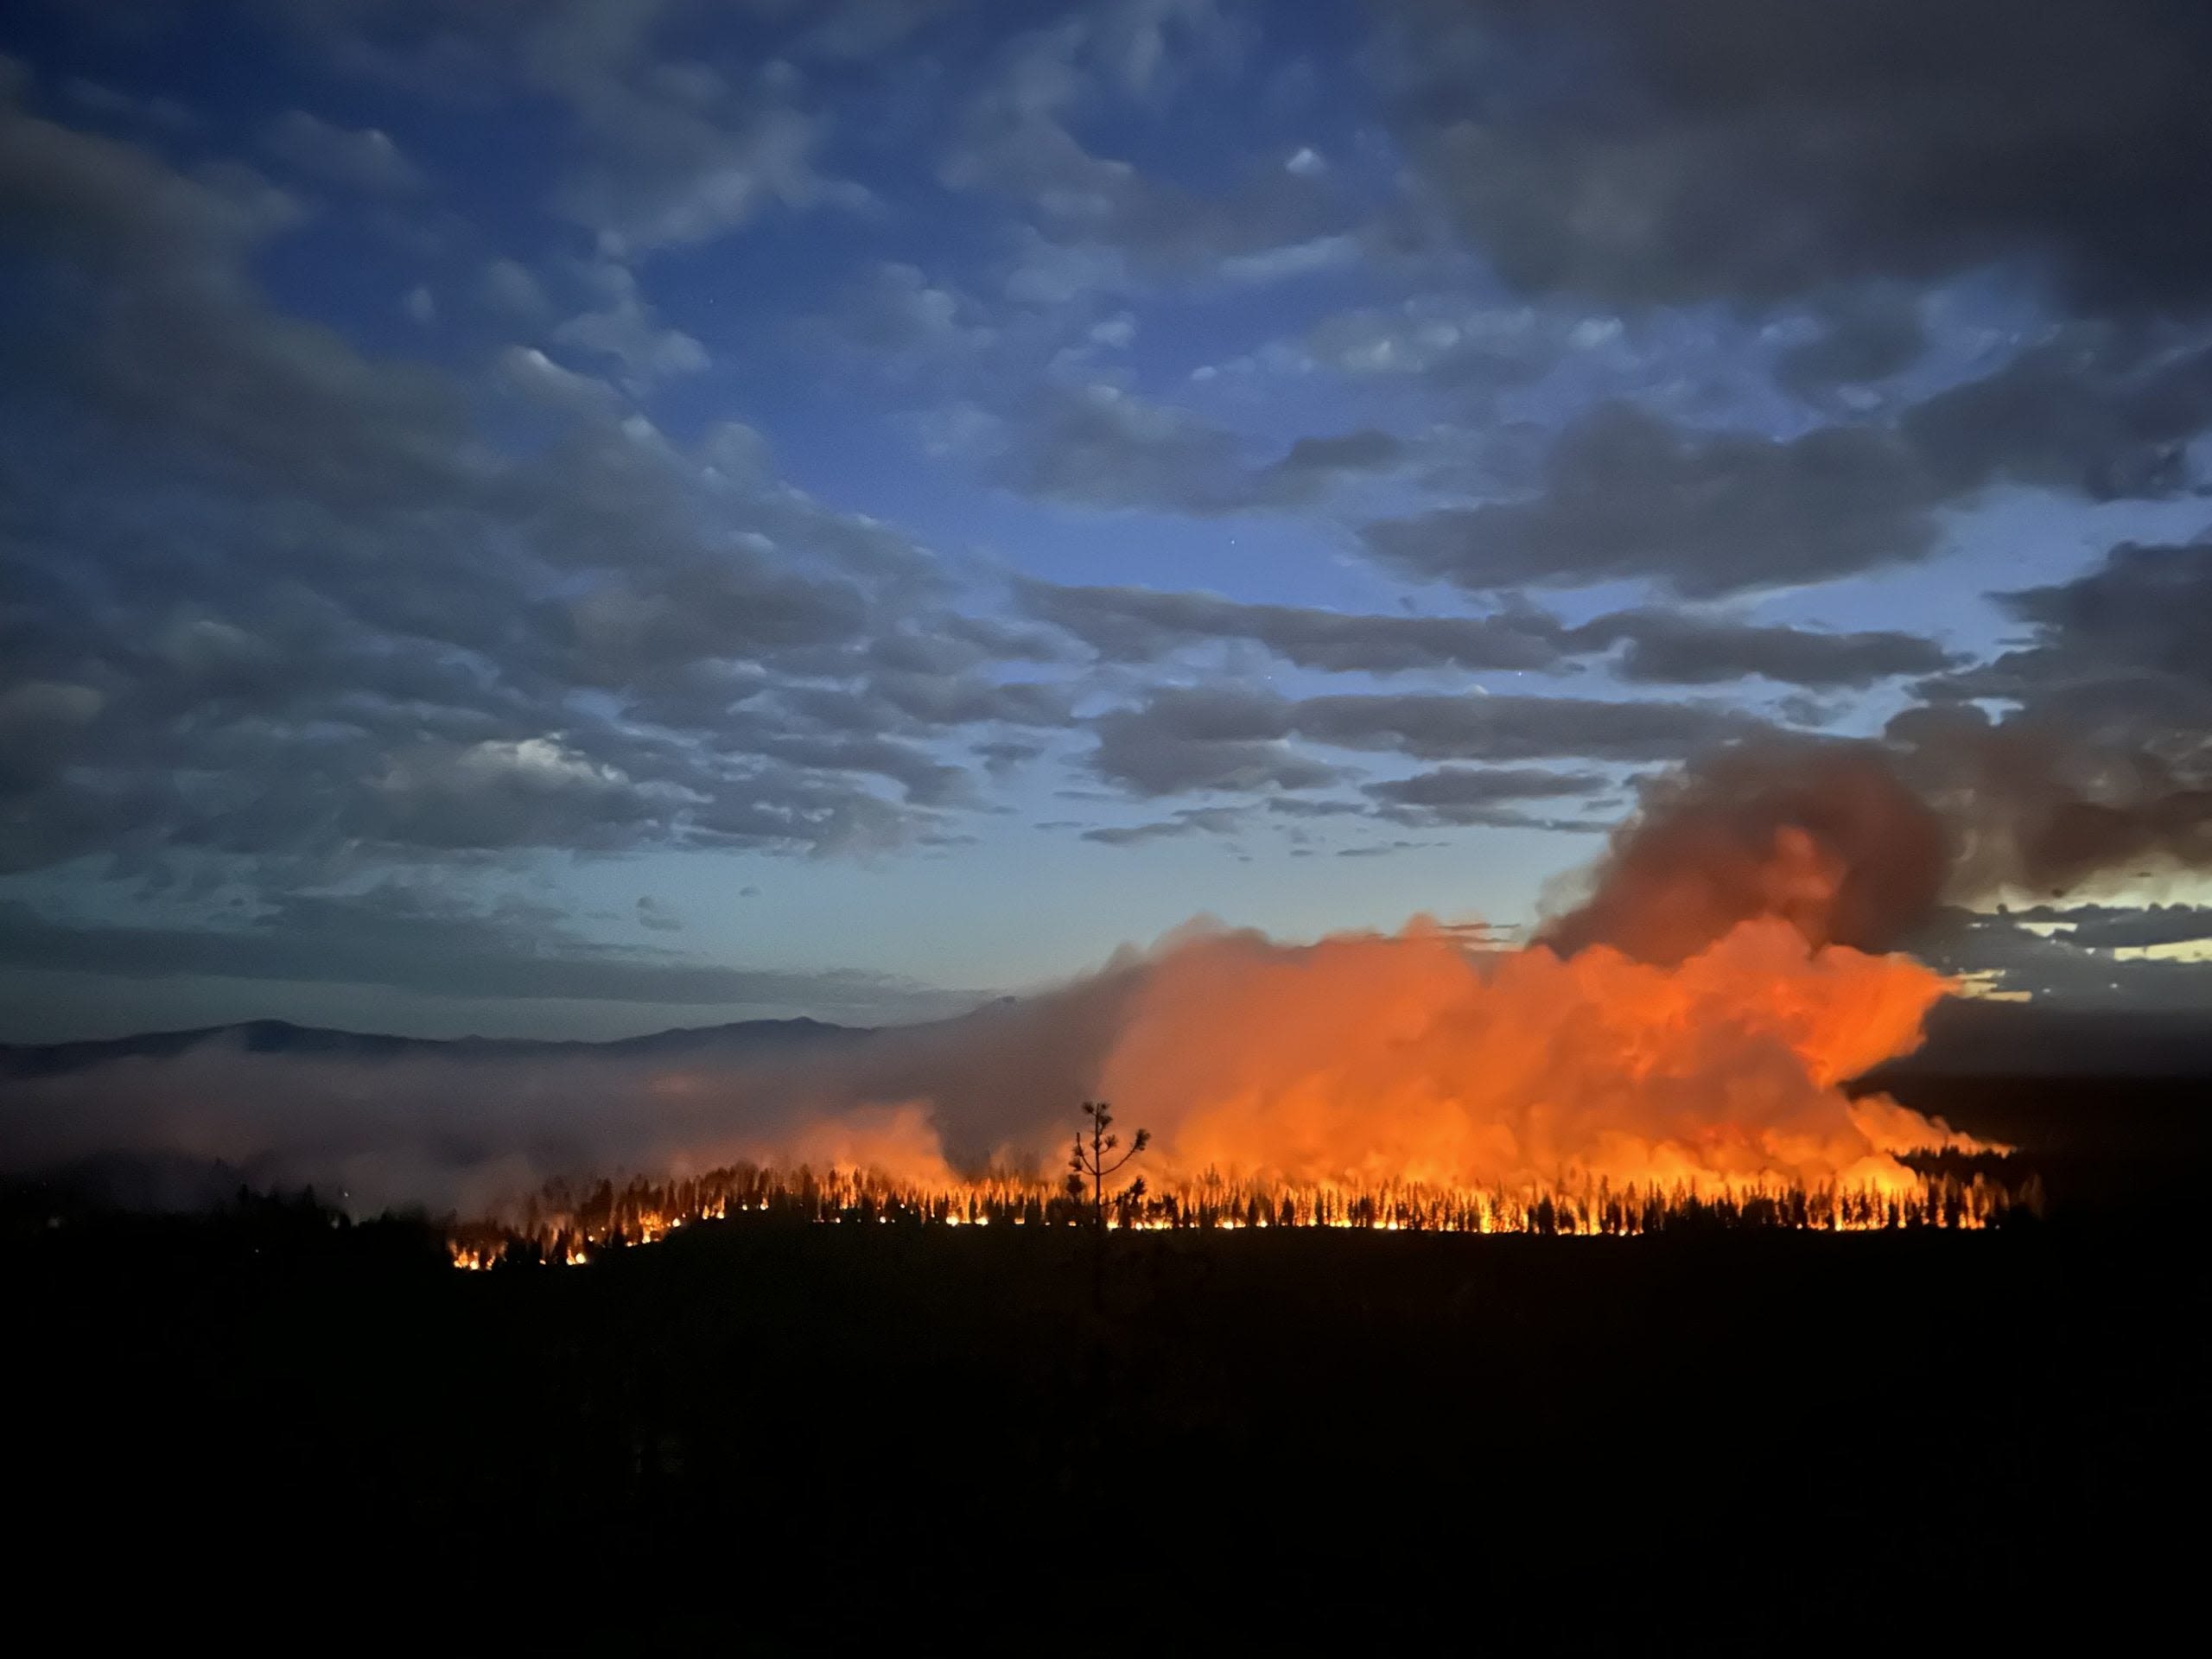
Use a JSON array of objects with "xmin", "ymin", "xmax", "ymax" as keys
[{"xmin": 444, "ymin": 1159, "xmax": 2031, "ymax": 1268}]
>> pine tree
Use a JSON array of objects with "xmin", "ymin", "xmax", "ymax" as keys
[{"xmin": 1065, "ymin": 1100, "xmax": 1149, "ymax": 1228}]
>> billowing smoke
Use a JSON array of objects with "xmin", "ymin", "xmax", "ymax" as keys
[
  {"xmin": 1896, "ymin": 707, "xmax": 2212, "ymax": 904},
  {"xmin": 24, "ymin": 709, "xmax": 2197, "ymax": 1217},
  {"xmin": 3, "ymin": 916, "xmax": 1975, "ymax": 1217},
  {"xmin": 1541, "ymin": 743, "xmax": 1948, "ymax": 963},
  {"xmin": 1545, "ymin": 710, "xmax": 2212, "ymax": 963}
]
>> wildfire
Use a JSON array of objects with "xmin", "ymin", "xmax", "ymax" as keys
[
  {"xmin": 445, "ymin": 1160, "xmax": 2029, "ymax": 1268},
  {"xmin": 444, "ymin": 914, "xmax": 2032, "ymax": 1268}
]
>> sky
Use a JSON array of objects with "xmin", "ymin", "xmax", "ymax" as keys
[{"xmin": 2, "ymin": 0, "xmax": 2210, "ymax": 1042}]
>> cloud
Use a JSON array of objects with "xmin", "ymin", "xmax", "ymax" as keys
[
  {"xmin": 512, "ymin": 6, "xmax": 841, "ymax": 257},
  {"xmin": 1080, "ymin": 805, "xmax": 1250, "ymax": 846},
  {"xmin": 60, "ymin": 77, "xmax": 198, "ymax": 135},
  {"xmin": 1087, "ymin": 683, "xmax": 1761, "ymax": 796},
  {"xmin": 826, "ymin": 261, "xmax": 998, "ymax": 364},
  {"xmin": 1365, "ymin": 765, "xmax": 1612, "ymax": 828},
  {"xmin": 1899, "ymin": 329, "xmax": 2212, "ymax": 501},
  {"xmin": 1003, "ymin": 382, "xmax": 1407, "ymax": 515},
  {"xmin": 1375, "ymin": 0, "xmax": 2212, "ymax": 317},
  {"xmin": 2000, "ymin": 902, "xmax": 2212, "ymax": 953},
  {"xmin": 550, "ymin": 265, "xmax": 711, "ymax": 386},
  {"xmin": 368, "ymin": 738, "xmax": 678, "ymax": 853},
  {"xmin": 1362, "ymin": 401, "xmax": 1939, "ymax": 596},
  {"xmin": 1304, "ymin": 296, "xmax": 1599, "ymax": 391},
  {"xmin": 0, "ymin": 93, "xmax": 1049, "ymax": 888},
  {"xmin": 1914, "ymin": 906, "xmax": 2212, "ymax": 1007},
  {"xmin": 480, "ymin": 257, "xmax": 554, "ymax": 320},
  {"xmin": 1092, "ymin": 688, "xmax": 1343, "ymax": 796},
  {"xmin": 1567, "ymin": 610, "xmax": 1960, "ymax": 688},
  {"xmin": 1929, "ymin": 539, "xmax": 2212, "ymax": 739},
  {"xmin": 0, "ymin": 891, "xmax": 968, "ymax": 1018},
  {"xmin": 1001, "ymin": 380, "xmax": 1247, "ymax": 512},
  {"xmin": 1022, "ymin": 579, "xmax": 1951, "ymax": 690},
  {"xmin": 1291, "ymin": 690, "xmax": 1764, "ymax": 764},
  {"xmin": 941, "ymin": 0, "xmax": 1356, "ymax": 291},
  {"xmin": 1357, "ymin": 326, "xmax": 2212, "ymax": 596},
  {"xmin": 261, "ymin": 108, "xmax": 425, "ymax": 195},
  {"xmin": 1018, "ymin": 581, "xmax": 1564, "ymax": 672},
  {"xmin": 1774, "ymin": 289, "xmax": 1928, "ymax": 399}
]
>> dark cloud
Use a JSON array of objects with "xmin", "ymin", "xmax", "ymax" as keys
[
  {"xmin": 1018, "ymin": 581, "xmax": 1564, "ymax": 672},
  {"xmin": 1999, "ymin": 540, "xmax": 2212, "ymax": 685},
  {"xmin": 60, "ymin": 76, "xmax": 199, "ymax": 136},
  {"xmin": 260, "ymin": 108, "xmax": 425, "ymax": 195},
  {"xmin": 1004, "ymin": 381, "xmax": 1247, "ymax": 512},
  {"xmin": 549, "ymin": 264, "xmax": 712, "ymax": 388},
  {"xmin": 274, "ymin": 0, "xmax": 845, "ymax": 257},
  {"xmin": 1023, "ymin": 580, "xmax": 1953, "ymax": 690},
  {"xmin": 1001, "ymin": 382, "xmax": 1405, "ymax": 516},
  {"xmin": 0, "ymin": 891, "xmax": 968, "ymax": 1018},
  {"xmin": 942, "ymin": 0, "xmax": 1351, "ymax": 289},
  {"xmin": 1362, "ymin": 401, "xmax": 1938, "ymax": 596},
  {"xmin": 1291, "ymin": 690, "xmax": 1764, "ymax": 764},
  {"xmin": 1091, "ymin": 688, "xmax": 1342, "ymax": 797},
  {"xmin": 1914, "ymin": 906, "xmax": 2212, "ymax": 1007},
  {"xmin": 1304, "ymin": 296, "xmax": 1592, "ymax": 391},
  {"xmin": 1088, "ymin": 683, "xmax": 1760, "ymax": 796},
  {"xmin": 1363, "ymin": 327, "xmax": 2212, "ymax": 596},
  {"xmin": 0, "ymin": 89, "xmax": 1052, "ymax": 885},
  {"xmin": 1900, "ymin": 330, "xmax": 2212, "ymax": 501},
  {"xmin": 1774, "ymin": 289, "xmax": 1928, "ymax": 399},
  {"xmin": 1080, "ymin": 805, "xmax": 1249, "ymax": 846},
  {"xmin": 2000, "ymin": 902, "xmax": 2212, "ymax": 953},
  {"xmin": 1929, "ymin": 540, "xmax": 2212, "ymax": 738},
  {"xmin": 1366, "ymin": 765, "xmax": 1611, "ymax": 828},
  {"xmin": 824, "ymin": 261, "xmax": 998, "ymax": 365},
  {"xmin": 1567, "ymin": 609, "xmax": 1959, "ymax": 688},
  {"xmin": 1376, "ymin": 0, "xmax": 2212, "ymax": 317},
  {"xmin": 1269, "ymin": 429, "xmax": 1408, "ymax": 487}
]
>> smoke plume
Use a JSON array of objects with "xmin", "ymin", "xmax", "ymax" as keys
[
  {"xmin": 24, "ymin": 710, "xmax": 2200, "ymax": 1217},
  {"xmin": 1545, "ymin": 712, "xmax": 2212, "ymax": 963}
]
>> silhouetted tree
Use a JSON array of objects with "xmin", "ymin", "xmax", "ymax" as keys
[
  {"xmin": 1066, "ymin": 1101, "xmax": 1148, "ymax": 1311},
  {"xmin": 1065, "ymin": 1100, "xmax": 1149, "ymax": 1229}
]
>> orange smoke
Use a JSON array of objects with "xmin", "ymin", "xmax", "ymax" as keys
[
  {"xmin": 439, "ymin": 917, "xmax": 2022, "ymax": 1259},
  {"xmin": 1092, "ymin": 916, "xmax": 1976, "ymax": 1198}
]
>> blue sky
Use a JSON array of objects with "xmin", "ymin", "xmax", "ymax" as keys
[{"xmin": 3, "ymin": 0, "xmax": 2211, "ymax": 1039}]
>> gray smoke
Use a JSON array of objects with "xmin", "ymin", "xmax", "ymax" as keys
[{"xmin": 1545, "ymin": 707, "xmax": 2212, "ymax": 962}]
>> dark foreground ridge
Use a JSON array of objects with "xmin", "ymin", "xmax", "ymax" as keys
[{"xmin": 9, "ymin": 1077, "xmax": 2206, "ymax": 1643}]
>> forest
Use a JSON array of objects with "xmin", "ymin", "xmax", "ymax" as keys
[{"xmin": 6, "ymin": 1071, "xmax": 2202, "ymax": 1643}]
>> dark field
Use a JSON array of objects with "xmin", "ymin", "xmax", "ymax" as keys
[{"xmin": 10, "ymin": 1074, "xmax": 2207, "ymax": 1645}]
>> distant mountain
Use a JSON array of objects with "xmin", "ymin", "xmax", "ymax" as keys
[
  {"xmin": 6, "ymin": 995, "xmax": 2212, "ymax": 1086},
  {"xmin": 0, "ymin": 1015, "xmax": 875, "ymax": 1080}
]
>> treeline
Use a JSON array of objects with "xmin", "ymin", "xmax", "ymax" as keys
[{"xmin": 445, "ymin": 1160, "xmax": 2037, "ymax": 1267}]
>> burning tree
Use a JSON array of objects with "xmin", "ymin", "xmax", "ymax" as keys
[{"xmin": 1066, "ymin": 1100, "xmax": 1148, "ymax": 1229}]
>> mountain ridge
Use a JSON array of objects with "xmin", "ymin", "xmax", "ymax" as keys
[
  {"xmin": 0, "ymin": 1014, "xmax": 876, "ymax": 1079},
  {"xmin": 7, "ymin": 996, "xmax": 2212, "ymax": 1082}
]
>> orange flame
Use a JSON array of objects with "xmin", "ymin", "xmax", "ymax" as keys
[
  {"xmin": 1103, "ymin": 916, "xmax": 1980, "ymax": 1200},
  {"xmin": 448, "ymin": 916, "xmax": 2024, "ymax": 1262}
]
